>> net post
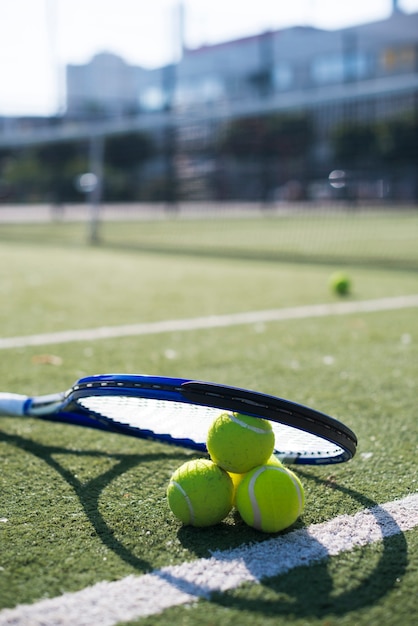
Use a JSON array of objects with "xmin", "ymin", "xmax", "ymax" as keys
[{"xmin": 87, "ymin": 134, "xmax": 104, "ymax": 244}]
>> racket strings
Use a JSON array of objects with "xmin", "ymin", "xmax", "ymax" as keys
[{"xmin": 77, "ymin": 395, "xmax": 345, "ymax": 460}]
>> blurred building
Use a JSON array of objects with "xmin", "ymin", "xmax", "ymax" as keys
[
  {"xmin": 65, "ymin": 5, "xmax": 418, "ymax": 121},
  {"xmin": 66, "ymin": 52, "xmax": 148, "ymax": 118},
  {"xmin": 150, "ymin": 13, "xmax": 418, "ymax": 117},
  {"xmin": 1, "ymin": 2, "xmax": 416, "ymax": 203}
]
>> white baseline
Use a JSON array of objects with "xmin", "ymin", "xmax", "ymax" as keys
[
  {"xmin": 0, "ymin": 493, "xmax": 416, "ymax": 626},
  {"xmin": 1, "ymin": 294, "xmax": 418, "ymax": 350}
]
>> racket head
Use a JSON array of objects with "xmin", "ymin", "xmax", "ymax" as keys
[{"xmin": 55, "ymin": 374, "xmax": 357, "ymax": 465}]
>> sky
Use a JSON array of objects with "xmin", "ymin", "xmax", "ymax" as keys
[{"xmin": 1, "ymin": 0, "xmax": 418, "ymax": 116}]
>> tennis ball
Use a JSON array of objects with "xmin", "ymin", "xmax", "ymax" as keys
[
  {"xmin": 207, "ymin": 412, "xmax": 275, "ymax": 474},
  {"xmin": 167, "ymin": 458, "xmax": 233, "ymax": 527},
  {"xmin": 228, "ymin": 471, "xmax": 244, "ymax": 492},
  {"xmin": 236, "ymin": 464, "xmax": 305, "ymax": 533},
  {"xmin": 265, "ymin": 454, "xmax": 284, "ymax": 467},
  {"xmin": 228, "ymin": 470, "xmax": 244, "ymax": 505},
  {"xmin": 329, "ymin": 271, "xmax": 351, "ymax": 296},
  {"xmin": 228, "ymin": 455, "xmax": 282, "ymax": 504}
]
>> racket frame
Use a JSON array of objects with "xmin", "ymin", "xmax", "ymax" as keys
[{"xmin": 2, "ymin": 374, "xmax": 357, "ymax": 464}]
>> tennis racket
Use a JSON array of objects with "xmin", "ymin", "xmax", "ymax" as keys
[{"xmin": 0, "ymin": 373, "xmax": 357, "ymax": 465}]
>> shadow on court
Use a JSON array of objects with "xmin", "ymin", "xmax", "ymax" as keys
[
  {"xmin": 0, "ymin": 428, "xmax": 409, "ymax": 620},
  {"xmin": 0, "ymin": 428, "xmax": 190, "ymax": 572},
  {"xmin": 208, "ymin": 471, "xmax": 408, "ymax": 620}
]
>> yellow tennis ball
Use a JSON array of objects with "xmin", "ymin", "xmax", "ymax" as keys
[
  {"xmin": 265, "ymin": 454, "xmax": 284, "ymax": 468},
  {"xmin": 228, "ymin": 470, "xmax": 244, "ymax": 492},
  {"xmin": 228, "ymin": 470, "xmax": 244, "ymax": 506},
  {"xmin": 229, "ymin": 456, "xmax": 281, "ymax": 491},
  {"xmin": 228, "ymin": 455, "xmax": 282, "ymax": 505},
  {"xmin": 236, "ymin": 464, "xmax": 305, "ymax": 533},
  {"xmin": 167, "ymin": 458, "xmax": 234, "ymax": 527},
  {"xmin": 207, "ymin": 412, "xmax": 275, "ymax": 474}
]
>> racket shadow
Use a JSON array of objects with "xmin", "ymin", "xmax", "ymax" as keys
[
  {"xmin": 0, "ymin": 428, "xmax": 189, "ymax": 572},
  {"xmin": 209, "ymin": 471, "xmax": 408, "ymax": 619}
]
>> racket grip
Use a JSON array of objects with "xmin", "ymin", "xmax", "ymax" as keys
[{"xmin": 0, "ymin": 392, "xmax": 30, "ymax": 416}]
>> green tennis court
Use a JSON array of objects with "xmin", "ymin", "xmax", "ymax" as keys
[{"xmin": 0, "ymin": 207, "xmax": 417, "ymax": 626}]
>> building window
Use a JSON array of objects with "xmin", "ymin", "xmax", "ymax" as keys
[
  {"xmin": 311, "ymin": 52, "xmax": 371, "ymax": 84},
  {"xmin": 380, "ymin": 45, "xmax": 416, "ymax": 74},
  {"xmin": 311, "ymin": 54, "xmax": 344, "ymax": 84},
  {"xmin": 176, "ymin": 77, "xmax": 224, "ymax": 107},
  {"xmin": 273, "ymin": 64, "xmax": 293, "ymax": 90},
  {"xmin": 140, "ymin": 87, "xmax": 165, "ymax": 111}
]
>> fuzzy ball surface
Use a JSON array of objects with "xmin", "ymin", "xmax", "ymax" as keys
[
  {"xmin": 228, "ymin": 455, "xmax": 283, "ymax": 504},
  {"xmin": 207, "ymin": 412, "xmax": 275, "ymax": 474},
  {"xmin": 236, "ymin": 464, "xmax": 305, "ymax": 533},
  {"xmin": 167, "ymin": 458, "xmax": 233, "ymax": 527}
]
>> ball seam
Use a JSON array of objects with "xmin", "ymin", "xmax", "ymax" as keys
[
  {"xmin": 247, "ymin": 466, "xmax": 266, "ymax": 530},
  {"xmin": 229, "ymin": 412, "xmax": 272, "ymax": 435},
  {"xmin": 247, "ymin": 465, "xmax": 302, "ymax": 531},
  {"xmin": 171, "ymin": 480, "xmax": 195, "ymax": 525}
]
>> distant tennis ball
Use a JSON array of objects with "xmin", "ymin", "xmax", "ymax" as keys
[
  {"xmin": 167, "ymin": 458, "xmax": 233, "ymax": 527},
  {"xmin": 329, "ymin": 271, "xmax": 351, "ymax": 295},
  {"xmin": 207, "ymin": 412, "xmax": 275, "ymax": 474},
  {"xmin": 236, "ymin": 464, "xmax": 305, "ymax": 533}
]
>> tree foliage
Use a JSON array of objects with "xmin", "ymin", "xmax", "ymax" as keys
[
  {"xmin": 332, "ymin": 122, "xmax": 378, "ymax": 167},
  {"xmin": 219, "ymin": 112, "xmax": 314, "ymax": 160},
  {"xmin": 377, "ymin": 115, "xmax": 418, "ymax": 165},
  {"xmin": 331, "ymin": 114, "xmax": 418, "ymax": 169},
  {"xmin": 104, "ymin": 132, "xmax": 154, "ymax": 168},
  {"xmin": 0, "ymin": 131, "xmax": 155, "ymax": 203}
]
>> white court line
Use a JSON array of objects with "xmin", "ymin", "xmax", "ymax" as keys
[
  {"xmin": 1, "ymin": 294, "xmax": 418, "ymax": 350},
  {"xmin": 0, "ymin": 493, "xmax": 416, "ymax": 626}
]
